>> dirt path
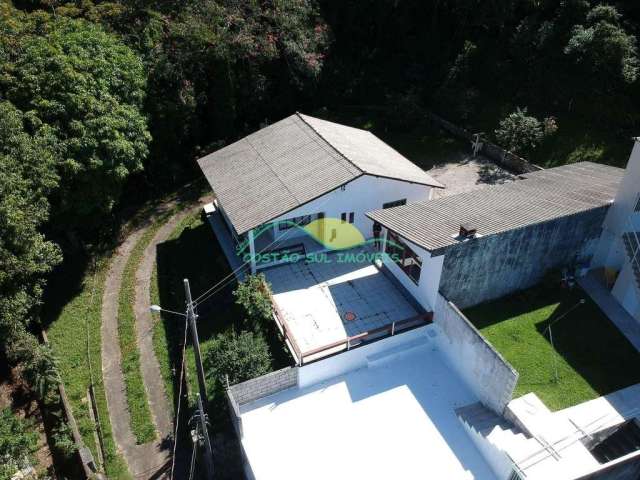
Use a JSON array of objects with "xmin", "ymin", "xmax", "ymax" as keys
[
  {"xmin": 133, "ymin": 204, "xmax": 204, "ymax": 441},
  {"xmin": 101, "ymin": 194, "xmax": 208, "ymax": 479}
]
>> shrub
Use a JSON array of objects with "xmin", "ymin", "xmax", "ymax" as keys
[
  {"xmin": 204, "ymin": 331, "xmax": 272, "ymax": 388},
  {"xmin": 233, "ymin": 274, "xmax": 273, "ymax": 330},
  {"xmin": 495, "ymin": 107, "xmax": 545, "ymax": 155}
]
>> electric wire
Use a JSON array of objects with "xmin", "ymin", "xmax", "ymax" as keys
[
  {"xmin": 193, "ymin": 193, "xmax": 337, "ymax": 307},
  {"xmin": 170, "ymin": 316, "xmax": 189, "ymax": 480}
]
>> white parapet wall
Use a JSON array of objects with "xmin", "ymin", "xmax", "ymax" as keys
[
  {"xmin": 297, "ymin": 325, "xmax": 430, "ymax": 389},
  {"xmin": 433, "ymin": 293, "xmax": 519, "ymax": 414}
]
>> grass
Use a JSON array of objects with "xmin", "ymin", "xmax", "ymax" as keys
[
  {"xmin": 152, "ymin": 212, "xmax": 239, "ymax": 406},
  {"xmin": 464, "ymin": 284, "xmax": 640, "ymax": 411},
  {"xmin": 45, "ymin": 256, "xmax": 130, "ymax": 479},
  {"xmin": 117, "ymin": 220, "xmax": 170, "ymax": 444},
  {"xmin": 151, "ymin": 211, "xmax": 292, "ymax": 408}
]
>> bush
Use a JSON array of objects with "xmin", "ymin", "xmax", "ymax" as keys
[
  {"xmin": 204, "ymin": 331, "xmax": 272, "ymax": 388},
  {"xmin": 233, "ymin": 274, "xmax": 273, "ymax": 330},
  {"xmin": 495, "ymin": 107, "xmax": 546, "ymax": 155}
]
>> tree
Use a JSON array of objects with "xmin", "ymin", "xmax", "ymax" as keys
[
  {"xmin": 0, "ymin": 101, "xmax": 62, "ymax": 375},
  {"xmin": 0, "ymin": 408, "xmax": 39, "ymax": 480},
  {"xmin": 233, "ymin": 274, "xmax": 273, "ymax": 330},
  {"xmin": 203, "ymin": 331, "xmax": 272, "ymax": 388},
  {"xmin": 0, "ymin": 11, "xmax": 150, "ymax": 233},
  {"xmin": 495, "ymin": 107, "xmax": 545, "ymax": 155},
  {"xmin": 565, "ymin": 4, "xmax": 639, "ymax": 86}
]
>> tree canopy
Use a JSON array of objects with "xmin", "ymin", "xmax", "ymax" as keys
[{"xmin": 0, "ymin": 9, "xmax": 150, "ymax": 231}]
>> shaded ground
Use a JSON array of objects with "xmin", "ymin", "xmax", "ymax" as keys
[
  {"xmin": 153, "ymin": 211, "xmax": 292, "ymax": 479},
  {"xmin": 464, "ymin": 284, "xmax": 640, "ymax": 411}
]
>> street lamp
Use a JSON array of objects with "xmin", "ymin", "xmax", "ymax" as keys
[{"xmin": 149, "ymin": 304, "xmax": 186, "ymax": 317}]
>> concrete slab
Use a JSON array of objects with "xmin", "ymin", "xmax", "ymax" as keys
[
  {"xmin": 263, "ymin": 248, "xmax": 419, "ymax": 354},
  {"xmin": 578, "ymin": 271, "xmax": 640, "ymax": 351},
  {"xmin": 239, "ymin": 334, "xmax": 497, "ymax": 480},
  {"xmin": 428, "ymin": 156, "xmax": 516, "ymax": 199}
]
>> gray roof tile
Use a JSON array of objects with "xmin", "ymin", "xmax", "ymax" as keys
[
  {"xmin": 367, "ymin": 162, "xmax": 623, "ymax": 253},
  {"xmin": 197, "ymin": 113, "xmax": 442, "ymax": 235}
]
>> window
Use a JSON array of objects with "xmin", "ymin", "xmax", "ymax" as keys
[
  {"xmin": 385, "ymin": 230, "xmax": 422, "ymax": 284},
  {"xmin": 340, "ymin": 212, "xmax": 354, "ymax": 224},
  {"xmin": 635, "ymin": 193, "xmax": 640, "ymax": 212},
  {"xmin": 383, "ymin": 199, "xmax": 407, "ymax": 209},
  {"xmin": 279, "ymin": 215, "xmax": 311, "ymax": 230}
]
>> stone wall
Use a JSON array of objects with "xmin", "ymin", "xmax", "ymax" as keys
[
  {"xmin": 438, "ymin": 207, "xmax": 609, "ymax": 309},
  {"xmin": 434, "ymin": 294, "xmax": 518, "ymax": 414},
  {"xmin": 228, "ymin": 367, "xmax": 298, "ymax": 407}
]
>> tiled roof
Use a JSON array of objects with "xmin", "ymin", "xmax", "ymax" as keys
[
  {"xmin": 367, "ymin": 162, "xmax": 623, "ymax": 253},
  {"xmin": 197, "ymin": 113, "xmax": 443, "ymax": 235}
]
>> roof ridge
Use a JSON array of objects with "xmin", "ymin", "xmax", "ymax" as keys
[{"xmin": 295, "ymin": 112, "xmax": 363, "ymax": 174}]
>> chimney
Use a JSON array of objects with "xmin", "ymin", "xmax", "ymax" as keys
[{"xmin": 459, "ymin": 224, "xmax": 477, "ymax": 239}]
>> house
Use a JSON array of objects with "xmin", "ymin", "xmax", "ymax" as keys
[
  {"xmin": 197, "ymin": 116, "xmax": 640, "ymax": 479},
  {"xmin": 586, "ymin": 139, "xmax": 640, "ymax": 350},
  {"xmin": 367, "ymin": 161, "xmax": 623, "ymax": 310},
  {"xmin": 197, "ymin": 113, "xmax": 443, "ymax": 274}
]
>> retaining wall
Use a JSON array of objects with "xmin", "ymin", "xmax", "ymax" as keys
[
  {"xmin": 438, "ymin": 207, "xmax": 608, "ymax": 309},
  {"xmin": 433, "ymin": 294, "xmax": 518, "ymax": 414}
]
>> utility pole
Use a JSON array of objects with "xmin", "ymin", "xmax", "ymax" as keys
[
  {"xmin": 184, "ymin": 278, "xmax": 209, "ymax": 406},
  {"xmin": 183, "ymin": 279, "xmax": 215, "ymax": 478},
  {"xmin": 196, "ymin": 394, "xmax": 215, "ymax": 478}
]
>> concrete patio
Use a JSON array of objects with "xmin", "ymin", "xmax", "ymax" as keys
[{"xmin": 263, "ymin": 247, "xmax": 423, "ymax": 357}]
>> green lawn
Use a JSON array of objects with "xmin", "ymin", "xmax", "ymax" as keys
[
  {"xmin": 464, "ymin": 285, "xmax": 640, "ymax": 411},
  {"xmin": 152, "ymin": 211, "xmax": 292, "ymax": 409},
  {"xmin": 45, "ymin": 256, "xmax": 130, "ymax": 479}
]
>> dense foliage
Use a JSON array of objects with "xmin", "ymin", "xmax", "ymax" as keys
[
  {"xmin": 233, "ymin": 273, "xmax": 274, "ymax": 330},
  {"xmin": 0, "ymin": 10, "xmax": 150, "ymax": 232},
  {"xmin": 203, "ymin": 330, "xmax": 272, "ymax": 388},
  {"xmin": 0, "ymin": 407, "xmax": 39, "ymax": 480}
]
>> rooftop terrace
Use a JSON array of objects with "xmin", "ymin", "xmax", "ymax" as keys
[
  {"xmin": 238, "ymin": 328, "xmax": 497, "ymax": 479},
  {"xmin": 263, "ymin": 247, "xmax": 429, "ymax": 362}
]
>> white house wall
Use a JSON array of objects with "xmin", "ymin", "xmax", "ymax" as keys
[
  {"xmin": 380, "ymin": 230, "xmax": 444, "ymax": 312},
  {"xmin": 268, "ymin": 175, "xmax": 432, "ymax": 242},
  {"xmin": 592, "ymin": 139, "xmax": 640, "ymax": 270}
]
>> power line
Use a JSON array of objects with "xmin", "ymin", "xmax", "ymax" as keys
[
  {"xmin": 193, "ymin": 194, "xmax": 336, "ymax": 307},
  {"xmin": 170, "ymin": 316, "xmax": 189, "ymax": 480}
]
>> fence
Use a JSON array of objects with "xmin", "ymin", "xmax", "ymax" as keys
[{"xmin": 425, "ymin": 112, "xmax": 543, "ymax": 174}]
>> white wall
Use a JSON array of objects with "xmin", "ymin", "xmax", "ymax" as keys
[
  {"xmin": 268, "ymin": 175, "xmax": 432, "ymax": 242},
  {"xmin": 380, "ymin": 229, "xmax": 444, "ymax": 311},
  {"xmin": 297, "ymin": 326, "xmax": 431, "ymax": 389},
  {"xmin": 612, "ymin": 261, "xmax": 640, "ymax": 318},
  {"xmin": 592, "ymin": 140, "xmax": 640, "ymax": 269},
  {"xmin": 433, "ymin": 294, "xmax": 519, "ymax": 415}
]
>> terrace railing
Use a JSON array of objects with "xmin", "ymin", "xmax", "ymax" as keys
[{"xmin": 299, "ymin": 312, "xmax": 433, "ymax": 364}]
